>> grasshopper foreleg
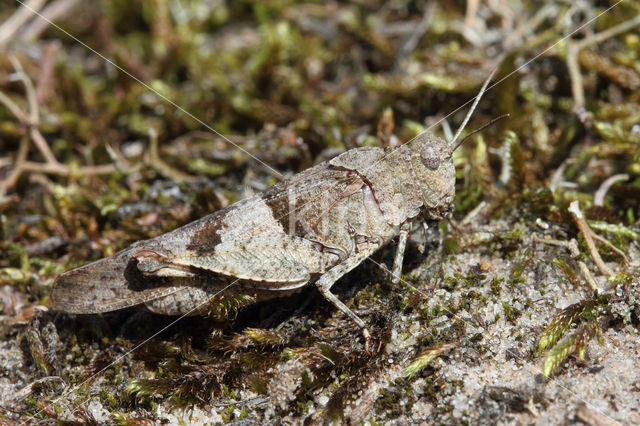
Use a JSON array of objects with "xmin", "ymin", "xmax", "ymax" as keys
[{"xmin": 391, "ymin": 222, "xmax": 411, "ymax": 284}]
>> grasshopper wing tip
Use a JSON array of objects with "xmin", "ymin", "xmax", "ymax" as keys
[
  {"xmin": 50, "ymin": 247, "xmax": 179, "ymax": 314},
  {"xmin": 50, "ymin": 268, "xmax": 106, "ymax": 314},
  {"xmin": 50, "ymin": 251, "xmax": 141, "ymax": 314}
]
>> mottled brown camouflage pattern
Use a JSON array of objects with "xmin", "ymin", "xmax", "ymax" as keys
[{"xmin": 51, "ymin": 131, "xmax": 455, "ymax": 317}]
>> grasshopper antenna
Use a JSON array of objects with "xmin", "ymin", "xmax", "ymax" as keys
[
  {"xmin": 453, "ymin": 113, "xmax": 510, "ymax": 152},
  {"xmin": 449, "ymin": 67, "xmax": 498, "ymax": 148}
]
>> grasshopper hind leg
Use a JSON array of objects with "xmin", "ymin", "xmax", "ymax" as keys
[
  {"xmin": 314, "ymin": 250, "xmax": 376, "ymax": 352},
  {"xmin": 143, "ymin": 286, "xmax": 213, "ymax": 316}
]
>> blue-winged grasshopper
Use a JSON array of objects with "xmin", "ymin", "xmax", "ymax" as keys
[{"xmin": 51, "ymin": 72, "xmax": 497, "ymax": 350}]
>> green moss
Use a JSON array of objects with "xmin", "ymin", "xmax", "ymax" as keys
[
  {"xmin": 404, "ymin": 343, "xmax": 456, "ymax": 378},
  {"xmin": 443, "ymin": 237, "xmax": 459, "ymax": 255},
  {"xmin": 502, "ymin": 301, "xmax": 521, "ymax": 324},
  {"xmin": 536, "ymin": 296, "xmax": 611, "ymax": 377},
  {"xmin": 490, "ymin": 276, "xmax": 504, "ymax": 296}
]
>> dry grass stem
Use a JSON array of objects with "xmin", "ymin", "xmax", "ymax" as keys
[
  {"xmin": 591, "ymin": 233, "xmax": 629, "ymax": 266},
  {"xmin": 0, "ymin": 56, "xmax": 116, "ymax": 192},
  {"xmin": 0, "ymin": 91, "xmax": 31, "ymax": 124},
  {"xmin": 568, "ymin": 201, "xmax": 613, "ymax": 279},
  {"xmin": 147, "ymin": 128, "xmax": 193, "ymax": 183},
  {"xmin": 20, "ymin": 0, "xmax": 82, "ymax": 43},
  {"xmin": 0, "ymin": 136, "xmax": 29, "ymax": 193},
  {"xmin": 567, "ymin": 14, "xmax": 640, "ymax": 109},
  {"xmin": 594, "ymin": 174, "xmax": 628, "ymax": 207},
  {"xmin": 0, "ymin": 0, "xmax": 47, "ymax": 50},
  {"xmin": 394, "ymin": 3, "xmax": 434, "ymax": 72}
]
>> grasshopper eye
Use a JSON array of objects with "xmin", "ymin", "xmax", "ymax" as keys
[{"xmin": 420, "ymin": 144, "xmax": 440, "ymax": 170}]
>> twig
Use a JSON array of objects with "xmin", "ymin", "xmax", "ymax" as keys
[
  {"xmin": 0, "ymin": 56, "xmax": 117, "ymax": 192},
  {"xmin": 567, "ymin": 43, "xmax": 586, "ymax": 110},
  {"xmin": 8, "ymin": 55, "xmax": 39, "ymax": 124},
  {"xmin": 35, "ymin": 41, "xmax": 61, "ymax": 103},
  {"xmin": 533, "ymin": 235, "xmax": 599, "ymax": 291},
  {"xmin": 21, "ymin": 161, "xmax": 116, "ymax": 176},
  {"xmin": 8, "ymin": 54, "xmax": 60, "ymax": 165},
  {"xmin": 29, "ymin": 127, "xmax": 60, "ymax": 166},
  {"xmin": 594, "ymin": 174, "xmax": 628, "ymax": 207},
  {"xmin": 575, "ymin": 14, "xmax": 640, "ymax": 51},
  {"xmin": 147, "ymin": 128, "xmax": 193, "ymax": 182},
  {"xmin": 0, "ymin": 91, "xmax": 31, "ymax": 124},
  {"xmin": 461, "ymin": 200, "xmax": 486, "ymax": 225},
  {"xmin": 568, "ymin": 201, "xmax": 613, "ymax": 278},
  {"xmin": 548, "ymin": 159, "xmax": 574, "ymax": 193},
  {"xmin": 0, "ymin": 0, "xmax": 47, "ymax": 50},
  {"xmin": 0, "ymin": 136, "xmax": 29, "ymax": 192},
  {"xmin": 19, "ymin": 0, "xmax": 81, "ymax": 43},
  {"xmin": 503, "ymin": 4, "xmax": 558, "ymax": 50},
  {"xmin": 2, "ymin": 155, "xmax": 116, "ymax": 191},
  {"xmin": 567, "ymin": 14, "xmax": 640, "ymax": 110},
  {"xmin": 393, "ymin": 2, "xmax": 433, "ymax": 72},
  {"xmin": 464, "ymin": 0, "xmax": 480, "ymax": 28},
  {"xmin": 0, "ymin": 158, "xmax": 12, "ymax": 169},
  {"xmin": 105, "ymin": 143, "xmax": 141, "ymax": 174},
  {"xmin": 591, "ymin": 233, "xmax": 629, "ymax": 266}
]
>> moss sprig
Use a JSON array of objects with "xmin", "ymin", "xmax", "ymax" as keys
[
  {"xmin": 542, "ymin": 322, "xmax": 601, "ymax": 377},
  {"xmin": 536, "ymin": 296, "xmax": 609, "ymax": 377},
  {"xmin": 403, "ymin": 342, "xmax": 456, "ymax": 379},
  {"xmin": 207, "ymin": 294, "xmax": 256, "ymax": 320}
]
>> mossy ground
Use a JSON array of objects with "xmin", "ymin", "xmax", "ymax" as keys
[{"xmin": 1, "ymin": 1, "xmax": 639, "ymax": 424}]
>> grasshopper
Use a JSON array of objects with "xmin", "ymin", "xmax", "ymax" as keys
[{"xmin": 52, "ymin": 72, "xmax": 497, "ymax": 351}]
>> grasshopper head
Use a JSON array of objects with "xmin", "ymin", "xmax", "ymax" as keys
[
  {"xmin": 404, "ymin": 67, "xmax": 497, "ymax": 221},
  {"xmin": 409, "ymin": 132, "xmax": 456, "ymax": 220}
]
